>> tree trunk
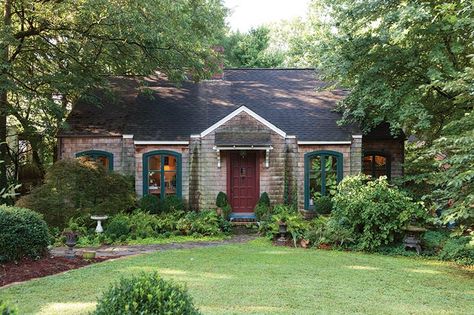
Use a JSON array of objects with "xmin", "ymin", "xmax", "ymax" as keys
[{"xmin": 0, "ymin": 0, "xmax": 12, "ymax": 191}]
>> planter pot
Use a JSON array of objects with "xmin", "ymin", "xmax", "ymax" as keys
[
  {"xmin": 82, "ymin": 251, "xmax": 96, "ymax": 260},
  {"xmin": 216, "ymin": 207, "xmax": 223, "ymax": 217}
]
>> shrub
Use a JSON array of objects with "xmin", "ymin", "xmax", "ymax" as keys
[
  {"xmin": 176, "ymin": 210, "xmax": 224, "ymax": 236},
  {"xmin": 331, "ymin": 174, "xmax": 426, "ymax": 251},
  {"xmin": 92, "ymin": 272, "xmax": 200, "ymax": 315},
  {"xmin": 215, "ymin": 191, "xmax": 228, "ymax": 208},
  {"xmin": 438, "ymin": 236, "xmax": 474, "ymax": 266},
  {"xmin": 16, "ymin": 159, "xmax": 135, "ymax": 228},
  {"xmin": 138, "ymin": 194, "xmax": 160, "ymax": 214},
  {"xmin": 0, "ymin": 301, "xmax": 18, "ymax": 315},
  {"xmin": 105, "ymin": 214, "xmax": 131, "ymax": 242},
  {"xmin": 0, "ymin": 206, "xmax": 50, "ymax": 262},
  {"xmin": 422, "ymin": 230, "xmax": 450, "ymax": 255},
  {"xmin": 314, "ymin": 196, "xmax": 333, "ymax": 215},
  {"xmin": 254, "ymin": 192, "xmax": 271, "ymax": 221},
  {"xmin": 161, "ymin": 195, "xmax": 185, "ymax": 213}
]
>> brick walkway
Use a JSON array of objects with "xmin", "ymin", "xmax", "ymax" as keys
[{"xmin": 51, "ymin": 234, "xmax": 256, "ymax": 258}]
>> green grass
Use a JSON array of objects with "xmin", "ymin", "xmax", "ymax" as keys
[
  {"xmin": 75, "ymin": 235, "xmax": 229, "ymax": 248},
  {"xmin": 1, "ymin": 239, "xmax": 473, "ymax": 314}
]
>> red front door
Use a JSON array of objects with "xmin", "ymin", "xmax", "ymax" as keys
[{"xmin": 228, "ymin": 151, "xmax": 259, "ymax": 213}]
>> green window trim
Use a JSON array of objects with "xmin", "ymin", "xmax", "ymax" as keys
[
  {"xmin": 363, "ymin": 151, "xmax": 391, "ymax": 180},
  {"xmin": 75, "ymin": 150, "xmax": 114, "ymax": 171},
  {"xmin": 142, "ymin": 150, "xmax": 182, "ymax": 200},
  {"xmin": 304, "ymin": 150, "xmax": 343, "ymax": 210}
]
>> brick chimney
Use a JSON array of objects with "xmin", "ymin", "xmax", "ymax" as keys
[{"xmin": 210, "ymin": 46, "xmax": 224, "ymax": 80}]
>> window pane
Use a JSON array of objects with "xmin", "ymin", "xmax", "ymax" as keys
[
  {"xmin": 96, "ymin": 156, "xmax": 109, "ymax": 169},
  {"xmin": 149, "ymin": 155, "xmax": 161, "ymax": 170},
  {"xmin": 374, "ymin": 155, "xmax": 387, "ymax": 178},
  {"xmin": 164, "ymin": 171, "xmax": 177, "ymax": 196},
  {"xmin": 325, "ymin": 156, "xmax": 339, "ymax": 197},
  {"xmin": 363, "ymin": 155, "xmax": 373, "ymax": 176},
  {"xmin": 163, "ymin": 155, "xmax": 176, "ymax": 172},
  {"xmin": 148, "ymin": 171, "xmax": 161, "ymax": 197},
  {"xmin": 309, "ymin": 156, "xmax": 322, "ymax": 205}
]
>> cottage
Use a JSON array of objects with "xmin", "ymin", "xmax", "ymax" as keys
[{"xmin": 57, "ymin": 69, "xmax": 404, "ymax": 216}]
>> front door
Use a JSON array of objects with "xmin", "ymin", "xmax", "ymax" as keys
[{"xmin": 229, "ymin": 151, "xmax": 259, "ymax": 212}]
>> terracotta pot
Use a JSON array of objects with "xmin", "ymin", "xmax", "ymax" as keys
[{"xmin": 300, "ymin": 239, "xmax": 310, "ymax": 248}]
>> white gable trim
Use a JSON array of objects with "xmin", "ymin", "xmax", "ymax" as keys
[
  {"xmin": 134, "ymin": 141, "xmax": 189, "ymax": 145},
  {"xmin": 200, "ymin": 106, "xmax": 287, "ymax": 138},
  {"xmin": 298, "ymin": 141, "xmax": 352, "ymax": 145}
]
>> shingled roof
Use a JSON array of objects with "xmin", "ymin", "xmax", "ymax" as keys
[{"xmin": 59, "ymin": 69, "xmax": 361, "ymax": 141}]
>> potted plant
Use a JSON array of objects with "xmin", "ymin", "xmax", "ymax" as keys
[{"xmin": 215, "ymin": 191, "xmax": 228, "ymax": 217}]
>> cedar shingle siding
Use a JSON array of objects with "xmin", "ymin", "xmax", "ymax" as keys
[{"xmin": 58, "ymin": 69, "xmax": 404, "ymax": 210}]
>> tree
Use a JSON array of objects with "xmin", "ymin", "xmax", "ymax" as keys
[
  {"xmin": 0, "ymin": 0, "xmax": 227, "ymax": 193},
  {"xmin": 222, "ymin": 26, "xmax": 284, "ymax": 68},
  {"xmin": 307, "ymin": 0, "xmax": 474, "ymax": 140}
]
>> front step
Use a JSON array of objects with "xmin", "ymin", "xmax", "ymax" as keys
[{"xmin": 229, "ymin": 212, "xmax": 257, "ymax": 222}]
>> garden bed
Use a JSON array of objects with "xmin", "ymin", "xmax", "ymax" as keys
[{"xmin": 0, "ymin": 255, "xmax": 116, "ymax": 287}]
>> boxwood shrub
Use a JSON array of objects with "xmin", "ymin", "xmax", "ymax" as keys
[
  {"xmin": 0, "ymin": 206, "xmax": 50, "ymax": 262},
  {"xmin": 92, "ymin": 272, "xmax": 200, "ymax": 315}
]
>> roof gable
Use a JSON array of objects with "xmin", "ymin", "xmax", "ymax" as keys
[{"xmin": 200, "ymin": 106, "xmax": 287, "ymax": 138}]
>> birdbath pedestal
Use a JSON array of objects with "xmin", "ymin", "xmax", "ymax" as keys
[
  {"xmin": 91, "ymin": 215, "xmax": 108, "ymax": 233},
  {"xmin": 402, "ymin": 225, "xmax": 427, "ymax": 254}
]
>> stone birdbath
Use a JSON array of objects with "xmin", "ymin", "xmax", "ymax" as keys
[
  {"xmin": 402, "ymin": 225, "xmax": 427, "ymax": 254},
  {"xmin": 91, "ymin": 215, "xmax": 108, "ymax": 233}
]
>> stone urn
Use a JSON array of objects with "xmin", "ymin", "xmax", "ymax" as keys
[
  {"xmin": 276, "ymin": 221, "xmax": 288, "ymax": 246},
  {"xmin": 63, "ymin": 230, "xmax": 79, "ymax": 259}
]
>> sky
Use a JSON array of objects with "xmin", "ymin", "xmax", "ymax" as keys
[{"xmin": 224, "ymin": 0, "xmax": 311, "ymax": 32}]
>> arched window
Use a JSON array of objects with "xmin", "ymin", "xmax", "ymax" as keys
[
  {"xmin": 363, "ymin": 152, "xmax": 391, "ymax": 180},
  {"xmin": 143, "ymin": 150, "xmax": 182, "ymax": 199},
  {"xmin": 304, "ymin": 150, "xmax": 343, "ymax": 210},
  {"xmin": 75, "ymin": 150, "xmax": 114, "ymax": 171}
]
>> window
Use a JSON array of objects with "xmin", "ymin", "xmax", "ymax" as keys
[
  {"xmin": 304, "ymin": 150, "xmax": 343, "ymax": 210},
  {"xmin": 143, "ymin": 150, "xmax": 182, "ymax": 199},
  {"xmin": 75, "ymin": 150, "xmax": 113, "ymax": 171},
  {"xmin": 363, "ymin": 152, "xmax": 391, "ymax": 179}
]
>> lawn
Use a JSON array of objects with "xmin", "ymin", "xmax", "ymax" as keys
[{"xmin": 1, "ymin": 239, "xmax": 473, "ymax": 315}]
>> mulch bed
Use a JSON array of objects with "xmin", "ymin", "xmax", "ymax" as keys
[{"xmin": 0, "ymin": 255, "xmax": 117, "ymax": 287}]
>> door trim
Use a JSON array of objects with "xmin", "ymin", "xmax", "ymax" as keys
[{"xmin": 226, "ymin": 151, "xmax": 260, "ymax": 212}]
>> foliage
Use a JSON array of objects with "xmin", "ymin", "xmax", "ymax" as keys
[
  {"xmin": 92, "ymin": 272, "xmax": 200, "ymax": 315},
  {"xmin": 222, "ymin": 26, "xmax": 284, "ymax": 68},
  {"xmin": 16, "ymin": 159, "xmax": 135, "ymax": 228},
  {"xmin": 177, "ymin": 210, "xmax": 228, "ymax": 236},
  {"xmin": 215, "ymin": 191, "xmax": 228, "ymax": 208},
  {"xmin": 425, "ymin": 111, "xmax": 474, "ymax": 232},
  {"xmin": 421, "ymin": 230, "xmax": 450, "ymax": 255},
  {"xmin": 308, "ymin": 0, "xmax": 474, "ymax": 140},
  {"xmin": 332, "ymin": 175, "xmax": 427, "ymax": 251},
  {"xmin": 105, "ymin": 214, "xmax": 131, "ymax": 242},
  {"xmin": 138, "ymin": 194, "xmax": 160, "ymax": 214},
  {"xmin": 260, "ymin": 204, "xmax": 308, "ymax": 247},
  {"xmin": 254, "ymin": 192, "xmax": 271, "ymax": 221},
  {"xmin": 304, "ymin": 216, "xmax": 353, "ymax": 248},
  {"xmin": 0, "ymin": 300, "xmax": 17, "ymax": 315},
  {"xmin": 0, "ymin": 205, "xmax": 49, "ymax": 262},
  {"xmin": 438, "ymin": 236, "xmax": 474, "ymax": 266},
  {"xmin": 0, "ymin": 0, "xmax": 227, "ymax": 186},
  {"xmin": 314, "ymin": 196, "xmax": 333, "ymax": 215},
  {"xmin": 160, "ymin": 196, "xmax": 186, "ymax": 214}
]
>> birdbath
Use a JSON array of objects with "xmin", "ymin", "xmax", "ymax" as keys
[
  {"xmin": 91, "ymin": 215, "xmax": 108, "ymax": 233},
  {"xmin": 402, "ymin": 225, "xmax": 427, "ymax": 254}
]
